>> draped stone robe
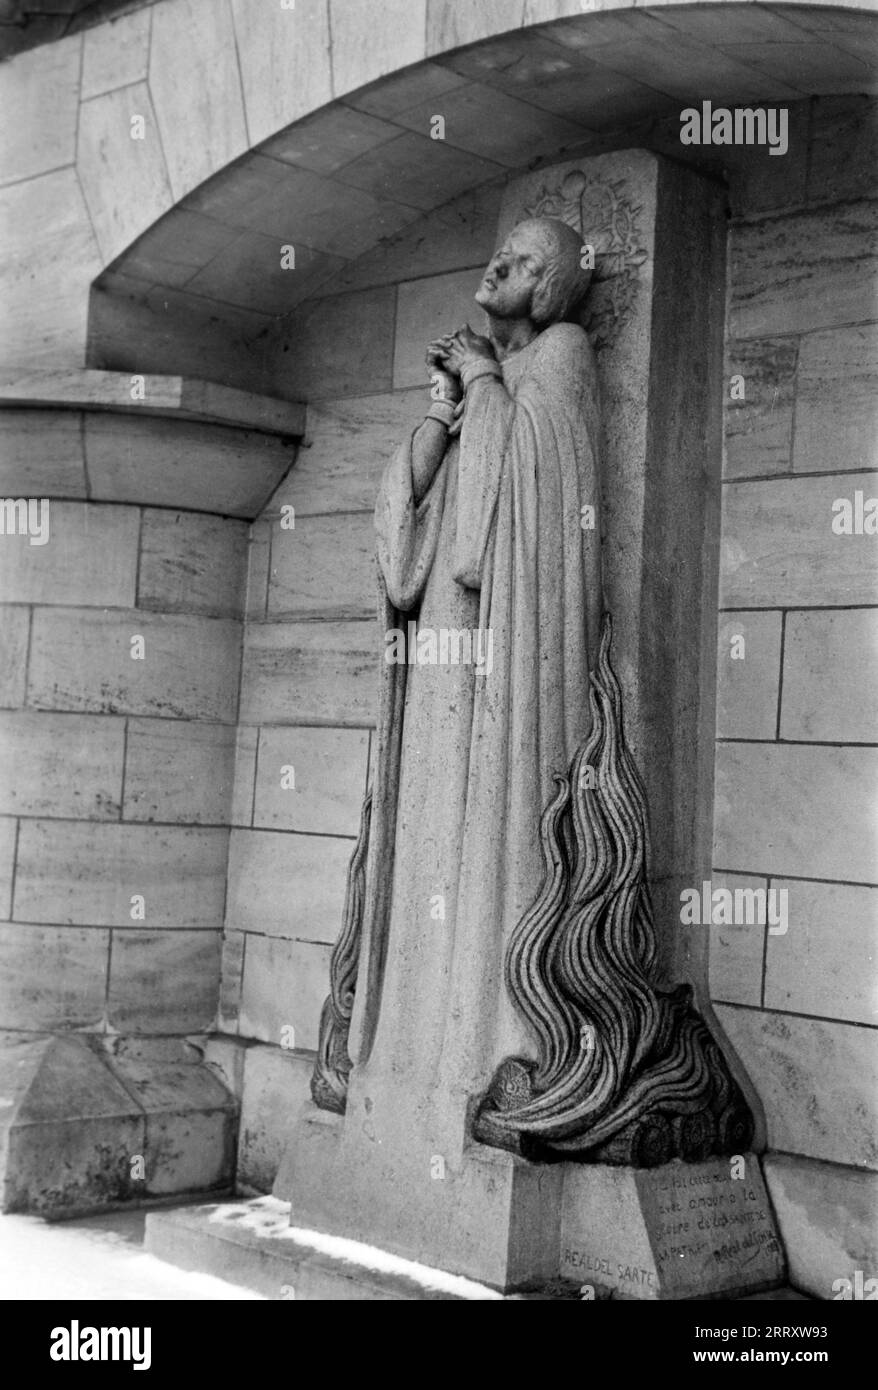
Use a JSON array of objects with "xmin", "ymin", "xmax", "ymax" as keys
[{"xmin": 346, "ymin": 320, "xmax": 603, "ymax": 1164}]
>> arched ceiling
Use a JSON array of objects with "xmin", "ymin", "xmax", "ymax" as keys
[{"xmin": 94, "ymin": 3, "xmax": 878, "ymax": 343}]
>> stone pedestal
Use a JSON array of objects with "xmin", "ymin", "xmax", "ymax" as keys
[
  {"xmin": 275, "ymin": 1109, "xmax": 783, "ymax": 1297},
  {"xmin": 561, "ymin": 1156, "xmax": 785, "ymax": 1300},
  {"xmin": 274, "ymin": 1104, "xmax": 563, "ymax": 1290}
]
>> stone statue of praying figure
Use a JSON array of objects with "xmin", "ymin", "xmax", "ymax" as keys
[{"xmin": 312, "ymin": 217, "xmax": 604, "ymax": 1165}]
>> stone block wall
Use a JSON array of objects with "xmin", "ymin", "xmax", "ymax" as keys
[
  {"xmin": 708, "ymin": 96, "xmax": 878, "ymax": 1293},
  {"xmin": 0, "ymin": 487, "xmax": 247, "ymax": 1036}
]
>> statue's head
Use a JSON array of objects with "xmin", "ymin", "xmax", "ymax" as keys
[{"xmin": 475, "ymin": 217, "xmax": 591, "ymax": 327}]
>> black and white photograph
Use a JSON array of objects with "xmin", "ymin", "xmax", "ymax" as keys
[{"xmin": 0, "ymin": 0, "xmax": 875, "ymax": 1354}]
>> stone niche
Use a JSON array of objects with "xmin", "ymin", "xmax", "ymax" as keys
[{"xmin": 273, "ymin": 150, "xmax": 778, "ymax": 1298}]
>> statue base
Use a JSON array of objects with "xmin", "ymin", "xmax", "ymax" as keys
[
  {"xmin": 560, "ymin": 1155, "xmax": 785, "ymax": 1300},
  {"xmin": 274, "ymin": 1105, "xmax": 784, "ymax": 1297}
]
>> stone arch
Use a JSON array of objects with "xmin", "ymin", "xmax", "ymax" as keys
[{"xmin": 74, "ymin": 0, "xmax": 877, "ymax": 386}]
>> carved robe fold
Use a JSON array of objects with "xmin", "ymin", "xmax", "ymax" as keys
[{"xmin": 347, "ymin": 321, "xmax": 603, "ymax": 1159}]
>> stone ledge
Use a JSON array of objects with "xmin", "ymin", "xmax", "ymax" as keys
[{"xmin": 0, "ymin": 370, "xmax": 305, "ymax": 438}]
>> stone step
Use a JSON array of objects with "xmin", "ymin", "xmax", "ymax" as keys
[
  {"xmin": 145, "ymin": 1196, "xmax": 512, "ymax": 1300},
  {"xmin": 144, "ymin": 1196, "xmax": 813, "ymax": 1301}
]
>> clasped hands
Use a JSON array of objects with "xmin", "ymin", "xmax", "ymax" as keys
[{"xmin": 425, "ymin": 324, "xmax": 496, "ymax": 406}]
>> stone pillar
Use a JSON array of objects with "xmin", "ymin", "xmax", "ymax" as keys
[{"xmin": 274, "ymin": 151, "xmax": 777, "ymax": 1295}]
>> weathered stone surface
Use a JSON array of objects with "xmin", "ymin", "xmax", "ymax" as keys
[
  {"xmin": 226, "ymin": 829, "xmax": 353, "ymax": 943},
  {"xmin": 330, "ymin": 0, "xmax": 427, "ymax": 98},
  {"xmin": 203, "ymin": 1034, "xmax": 246, "ymax": 1100},
  {"xmin": 715, "ymin": 611, "xmax": 782, "ymax": 740},
  {"xmin": 781, "ymin": 609, "xmax": 878, "ymax": 743},
  {"xmin": 123, "ymin": 718, "xmax": 237, "ymax": 824},
  {"xmin": 277, "ymin": 1107, "xmax": 563, "ymax": 1290},
  {"xmin": 715, "ymin": 1005, "xmax": 878, "ymax": 1170},
  {"xmin": 721, "ymin": 39, "xmax": 876, "ymax": 98},
  {"xmin": 267, "ymin": 511, "xmax": 374, "ymax": 620},
  {"xmin": 724, "ymin": 339, "xmax": 797, "ymax": 479},
  {"xmin": 198, "ymin": 157, "xmax": 419, "ymax": 262},
  {"xmin": 0, "ymin": 710, "xmax": 124, "ymax": 819},
  {"xmin": 230, "ymin": 0, "xmax": 332, "ymax": 147},
  {"xmin": 148, "ymin": 0, "xmax": 248, "ymax": 201},
  {"xmin": 794, "ymin": 325, "xmax": 878, "ymax": 475},
  {"xmin": 81, "ymin": 6, "xmax": 151, "ymax": 101},
  {"xmin": 271, "ymin": 389, "xmax": 423, "ymax": 516},
  {"xmin": 266, "ymin": 287, "xmax": 397, "ymax": 401},
  {"xmin": 1, "ymin": 1034, "xmax": 143, "ymax": 1215},
  {"xmin": 252, "ymin": 726, "xmax": 369, "ymax": 836},
  {"xmin": 138, "ymin": 510, "xmax": 248, "ymax": 618},
  {"xmin": 808, "ymin": 96, "xmax": 878, "ymax": 204},
  {"xmin": 218, "ymin": 929, "xmax": 246, "ymax": 1033},
  {"xmin": 345, "ymin": 59, "xmax": 466, "ymax": 119},
  {"xmin": 393, "ymin": 81, "xmax": 589, "ymax": 167},
  {"xmin": 185, "ymin": 230, "xmax": 345, "ymax": 317},
  {"xmin": 84, "ymin": 412, "xmax": 295, "ymax": 519},
  {"xmin": 427, "ymin": 1, "xmax": 528, "ymax": 56},
  {"xmin": 332, "ymin": 183, "xmax": 503, "ymax": 296},
  {"xmin": 0, "ymin": 409, "xmax": 86, "ymax": 498},
  {"xmin": 231, "ymin": 725, "xmax": 258, "ymax": 827},
  {"xmin": 237, "ymin": 1045, "xmax": 313, "ymax": 1195},
  {"xmin": 714, "ymin": 743, "xmax": 878, "ymax": 884},
  {"xmin": 240, "ymin": 620, "xmax": 376, "ymax": 727},
  {"xmin": 245, "ymin": 520, "xmax": 271, "ymax": 621},
  {"xmin": 106, "ymin": 928, "xmax": 222, "ymax": 1032},
  {"xmin": 720, "ymin": 473, "xmax": 878, "ymax": 608},
  {"xmin": 333, "ymin": 132, "xmax": 503, "ymax": 215},
  {"xmin": 0, "ymin": 925, "xmax": 108, "ymax": 1030},
  {"xmin": 393, "ymin": 269, "xmax": 486, "ymax": 389},
  {"xmin": 239, "ymin": 934, "xmax": 330, "ymax": 1050},
  {"xmin": 145, "ymin": 1194, "xmax": 500, "ymax": 1299},
  {"xmin": 108, "ymin": 1037, "xmax": 235, "ymax": 1195},
  {"xmin": 765, "ymin": 880, "xmax": 878, "ymax": 1026},
  {"xmin": 259, "ymin": 104, "xmax": 398, "ymax": 176},
  {"xmin": 0, "ymin": 370, "xmax": 305, "ymax": 436},
  {"xmin": 28, "ymin": 608, "xmax": 241, "ymax": 722},
  {"xmin": 119, "ymin": 207, "xmax": 240, "ymax": 290},
  {"xmin": 0, "ymin": 35, "xmax": 80, "ymax": 186},
  {"xmin": 0, "ymin": 818, "xmax": 15, "ymax": 920},
  {"xmin": 725, "ymin": 101, "xmax": 811, "ymax": 216},
  {"xmin": 87, "ymin": 281, "xmax": 273, "ymax": 401},
  {"xmin": 0, "ymin": 607, "xmax": 30, "ymax": 709},
  {"xmin": 764, "ymin": 1153, "xmax": 878, "ymax": 1302},
  {"xmin": 13, "ymin": 820, "xmax": 229, "ymax": 927},
  {"xmin": 730, "ymin": 201, "xmax": 878, "ymax": 338},
  {"xmin": 0, "ymin": 501, "xmax": 139, "ymax": 607},
  {"xmin": 0, "ymin": 168, "xmax": 102, "ymax": 371},
  {"xmin": 708, "ymin": 872, "xmax": 768, "ymax": 1008},
  {"xmin": 77, "ymin": 83, "xmax": 173, "ymax": 263},
  {"xmin": 560, "ymin": 1157, "xmax": 784, "ymax": 1299},
  {"xmin": 0, "ymin": 1033, "xmax": 236, "ymax": 1216}
]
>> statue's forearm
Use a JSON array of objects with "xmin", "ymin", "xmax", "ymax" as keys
[{"xmin": 411, "ymin": 416, "xmax": 451, "ymax": 505}]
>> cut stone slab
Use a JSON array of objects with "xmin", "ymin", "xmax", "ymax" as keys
[
  {"xmin": 0, "ymin": 1033, "xmax": 236, "ymax": 1217},
  {"xmin": 561, "ymin": 1155, "xmax": 785, "ymax": 1300}
]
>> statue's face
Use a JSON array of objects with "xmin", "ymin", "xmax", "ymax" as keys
[{"xmin": 475, "ymin": 226, "xmax": 547, "ymax": 320}]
